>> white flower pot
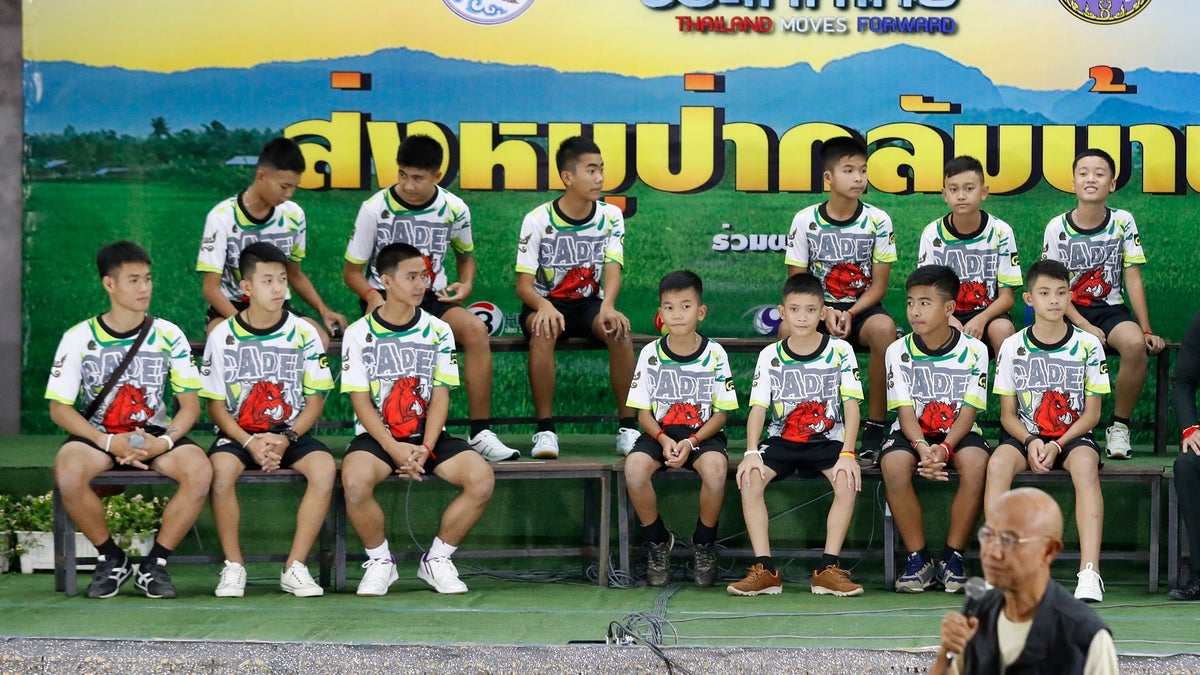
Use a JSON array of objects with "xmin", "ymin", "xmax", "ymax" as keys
[{"xmin": 16, "ymin": 530, "xmax": 156, "ymax": 574}]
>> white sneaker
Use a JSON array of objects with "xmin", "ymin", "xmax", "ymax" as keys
[
  {"xmin": 356, "ymin": 556, "xmax": 399, "ymax": 597},
  {"xmin": 418, "ymin": 555, "xmax": 469, "ymax": 594},
  {"xmin": 1074, "ymin": 563, "xmax": 1104, "ymax": 603},
  {"xmin": 469, "ymin": 430, "xmax": 520, "ymax": 462},
  {"xmin": 215, "ymin": 560, "xmax": 246, "ymax": 598},
  {"xmin": 616, "ymin": 428, "xmax": 640, "ymax": 456},
  {"xmin": 1105, "ymin": 422, "xmax": 1132, "ymax": 459},
  {"xmin": 531, "ymin": 431, "xmax": 559, "ymax": 459},
  {"xmin": 280, "ymin": 560, "xmax": 324, "ymax": 597}
]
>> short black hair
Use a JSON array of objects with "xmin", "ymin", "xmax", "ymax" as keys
[
  {"xmin": 820, "ymin": 135, "xmax": 868, "ymax": 171},
  {"xmin": 396, "ymin": 135, "xmax": 443, "ymax": 171},
  {"xmin": 1026, "ymin": 258, "xmax": 1070, "ymax": 287},
  {"xmin": 375, "ymin": 242, "xmax": 425, "ymax": 278},
  {"xmin": 556, "ymin": 136, "xmax": 602, "ymax": 175},
  {"xmin": 658, "ymin": 270, "xmax": 703, "ymax": 300},
  {"xmin": 239, "ymin": 241, "xmax": 289, "ymax": 279},
  {"xmin": 907, "ymin": 265, "xmax": 960, "ymax": 303},
  {"xmin": 1073, "ymin": 148, "xmax": 1116, "ymax": 175},
  {"xmin": 257, "ymin": 137, "xmax": 306, "ymax": 173},
  {"xmin": 944, "ymin": 155, "xmax": 984, "ymax": 181},
  {"xmin": 782, "ymin": 273, "xmax": 825, "ymax": 303},
  {"xmin": 96, "ymin": 240, "xmax": 151, "ymax": 280}
]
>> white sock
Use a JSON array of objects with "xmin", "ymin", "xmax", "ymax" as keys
[
  {"xmin": 427, "ymin": 536, "xmax": 457, "ymax": 560},
  {"xmin": 366, "ymin": 540, "xmax": 391, "ymax": 560}
]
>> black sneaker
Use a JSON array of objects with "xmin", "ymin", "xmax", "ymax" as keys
[
  {"xmin": 859, "ymin": 422, "xmax": 887, "ymax": 467},
  {"xmin": 86, "ymin": 553, "xmax": 132, "ymax": 599},
  {"xmin": 692, "ymin": 542, "xmax": 718, "ymax": 587},
  {"xmin": 1169, "ymin": 576, "xmax": 1200, "ymax": 601},
  {"xmin": 645, "ymin": 533, "xmax": 675, "ymax": 587},
  {"xmin": 135, "ymin": 557, "xmax": 177, "ymax": 599}
]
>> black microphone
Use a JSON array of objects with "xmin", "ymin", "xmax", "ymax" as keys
[{"xmin": 962, "ymin": 576, "xmax": 988, "ymax": 618}]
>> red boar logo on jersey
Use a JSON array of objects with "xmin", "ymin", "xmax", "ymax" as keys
[
  {"xmin": 1071, "ymin": 268, "xmax": 1112, "ymax": 307},
  {"xmin": 421, "ymin": 255, "xmax": 435, "ymax": 288},
  {"xmin": 918, "ymin": 401, "xmax": 957, "ymax": 436},
  {"xmin": 956, "ymin": 280, "xmax": 991, "ymax": 312},
  {"xmin": 101, "ymin": 383, "xmax": 154, "ymax": 432},
  {"xmin": 782, "ymin": 401, "xmax": 836, "ymax": 443},
  {"xmin": 236, "ymin": 381, "xmax": 292, "ymax": 433},
  {"xmin": 382, "ymin": 377, "xmax": 427, "ymax": 439},
  {"xmin": 549, "ymin": 266, "xmax": 599, "ymax": 300},
  {"xmin": 824, "ymin": 263, "xmax": 869, "ymax": 301},
  {"xmin": 1034, "ymin": 390, "xmax": 1078, "ymax": 437},
  {"xmin": 661, "ymin": 402, "xmax": 703, "ymax": 428}
]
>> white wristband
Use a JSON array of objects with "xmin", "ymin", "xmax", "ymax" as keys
[
  {"xmin": 744, "ymin": 449, "xmax": 765, "ymax": 457},
  {"xmin": 104, "ymin": 434, "xmax": 114, "ymax": 453},
  {"xmin": 242, "ymin": 433, "xmax": 257, "ymax": 449},
  {"xmin": 160, "ymin": 435, "xmax": 175, "ymax": 451}
]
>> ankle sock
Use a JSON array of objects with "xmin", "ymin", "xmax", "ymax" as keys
[
  {"xmin": 755, "ymin": 556, "xmax": 776, "ymax": 574},
  {"xmin": 643, "ymin": 516, "xmax": 669, "ymax": 545},
  {"xmin": 692, "ymin": 519, "xmax": 717, "ymax": 546},
  {"xmin": 537, "ymin": 418, "xmax": 556, "ymax": 434},
  {"xmin": 469, "ymin": 420, "xmax": 488, "ymax": 438}
]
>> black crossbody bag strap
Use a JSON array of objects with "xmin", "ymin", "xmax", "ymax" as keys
[{"xmin": 81, "ymin": 315, "xmax": 154, "ymax": 422}]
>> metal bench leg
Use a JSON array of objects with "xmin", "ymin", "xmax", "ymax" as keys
[
  {"xmin": 1169, "ymin": 478, "xmax": 1180, "ymax": 590},
  {"xmin": 598, "ymin": 472, "xmax": 611, "ymax": 588},
  {"xmin": 883, "ymin": 502, "xmax": 895, "ymax": 590},
  {"xmin": 1150, "ymin": 477, "xmax": 1161, "ymax": 593},
  {"xmin": 319, "ymin": 501, "xmax": 334, "ymax": 588},
  {"xmin": 616, "ymin": 471, "xmax": 632, "ymax": 580},
  {"xmin": 334, "ymin": 484, "xmax": 347, "ymax": 593},
  {"xmin": 53, "ymin": 487, "xmax": 79, "ymax": 596}
]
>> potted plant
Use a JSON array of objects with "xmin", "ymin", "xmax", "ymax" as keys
[
  {"xmin": 4, "ymin": 491, "xmax": 165, "ymax": 574},
  {"xmin": 0, "ymin": 494, "xmax": 15, "ymax": 573}
]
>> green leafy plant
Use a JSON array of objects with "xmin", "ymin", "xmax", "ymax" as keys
[{"xmin": 1, "ymin": 491, "xmax": 167, "ymax": 554}]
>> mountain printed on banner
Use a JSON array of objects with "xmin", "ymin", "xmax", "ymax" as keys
[{"xmin": 23, "ymin": 44, "xmax": 1199, "ymax": 136}]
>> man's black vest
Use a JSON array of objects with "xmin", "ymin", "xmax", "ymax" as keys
[{"xmin": 962, "ymin": 580, "xmax": 1111, "ymax": 674}]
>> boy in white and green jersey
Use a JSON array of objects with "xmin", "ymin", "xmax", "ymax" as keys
[
  {"xmin": 201, "ymin": 242, "xmax": 336, "ymax": 600},
  {"xmin": 729, "ymin": 274, "xmax": 864, "ymax": 599},
  {"xmin": 340, "ymin": 242, "xmax": 495, "ymax": 597},
  {"xmin": 783, "ymin": 136, "xmax": 898, "ymax": 463},
  {"xmin": 987, "ymin": 259, "xmax": 1111, "ymax": 603},
  {"xmin": 197, "ymin": 137, "xmax": 345, "ymax": 346},
  {"xmin": 918, "ymin": 155, "xmax": 1022, "ymax": 353},
  {"xmin": 881, "ymin": 265, "xmax": 990, "ymax": 595},
  {"xmin": 625, "ymin": 271, "xmax": 737, "ymax": 587},
  {"xmin": 47, "ymin": 241, "xmax": 211, "ymax": 600},
  {"xmin": 1041, "ymin": 148, "xmax": 1163, "ymax": 459},
  {"xmin": 343, "ymin": 134, "xmax": 517, "ymax": 462},
  {"xmin": 516, "ymin": 136, "xmax": 636, "ymax": 459}
]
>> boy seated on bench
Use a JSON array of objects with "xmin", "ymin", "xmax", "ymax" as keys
[
  {"xmin": 625, "ymin": 270, "xmax": 736, "ymax": 587},
  {"xmin": 202, "ymin": 242, "xmax": 337, "ymax": 599},
  {"xmin": 880, "ymin": 265, "xmax": 990, "ymax": 594},
  {"xmin": 729, "ymin": 274, "xmax": 864, "ymax": 597},
  {"xmin": 340, "ymin": 243, "xmax": 496, "ymax": 596},
  {"xmin": 47, "ymin": 241, "xmax": 212, "ymax": 599},
  {"xmin": 985, "ymin": 260, "xmax": 1111, "ymax": 602}
]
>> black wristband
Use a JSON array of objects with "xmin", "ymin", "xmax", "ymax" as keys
[{"xmin": 1023, "ymin": 434, "xmax": 1038, "ymax": 448}]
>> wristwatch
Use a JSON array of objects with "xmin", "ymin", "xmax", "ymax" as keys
[{"xmin": 281, "ymin": 426, "xmax": 300, "ymax": 445}]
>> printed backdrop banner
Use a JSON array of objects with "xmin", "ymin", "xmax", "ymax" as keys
[{"xmin": 20, "ymin": 0, "xmax": 1196, "ymax": 431}]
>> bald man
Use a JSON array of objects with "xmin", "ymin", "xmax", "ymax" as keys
[{"xmin": 932, "ymin": 488, "xmax": 1117, "ymax": 674}]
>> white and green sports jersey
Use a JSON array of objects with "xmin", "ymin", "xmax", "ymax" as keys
[
  {"xmin": 917, "ymin": 212, "xmax": 1023, "ymax": 313},
  {"xmin": 196, "ymin": 193, "xmax": 307, "ymax": 303},
  {"xmin": 1042, "ymin": 208, "xmax": 1145, "ymax": 308},
  {"xmin": 784, "ymin": 201, "xmax": 897, "ymax": 303},
  {"xmin": 626, "ymin": 337, "xmax": 738, "ymax": 428},
  {"xmin": 993, "ymin": 326, "xmax": 1110, "ymax": 438},
  {"xmin": 340, "ymin": 309, "xmax": 459, "ymax": 439},
  {"xmin": 515, "ymin": 200, "xmax": 624, "ymax": 300},
  {"xmin": 344, "ymin": 185, "xmax": 474, "ymax": 293},
  {"xmin": 200, "ymin": 313, "xmax": 332, "ymax": 433},
  {"xmin": 749, "ymin": 336, "xmax": 863, "ymax": 444},
  {"xmin": 885, "ymin": 330, "xmax": 989, "ymax": 436},
  {"xmin": 45, "ymin": 316, "xmax": 200, "ymax": 433}
]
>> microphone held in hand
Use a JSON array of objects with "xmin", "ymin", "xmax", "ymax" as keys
[
  {"xmin": 129, "ymin": 432, "xmax": 145, "ymax": 449},
  {"xmin": 962, "ymin": 576, "xmax": 988, "ymax": 618}
]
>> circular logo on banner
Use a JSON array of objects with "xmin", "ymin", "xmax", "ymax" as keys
[
  {"xmin": 443, "ymin": 0, "xmax": 535, "ymax": 26},
  {"xmin": 467, "ymin": 301, "xmax": 506, "ymax": 337},
  {"xmin": 745, "ymin": 305, "xmax": 782, "ymax": 337},
  {"xmin": 1057, "ymin": 0, "xmax": 1151, "ymax": 24}
]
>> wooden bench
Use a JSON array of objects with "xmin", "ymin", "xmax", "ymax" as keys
[
  {"xmin": 329, "ymin": 458, "xmax": 613, "ymax": 589},
  {"xmin": 882, "ymin": 463, "xmax": 1166, "ymax": 592},
  {"xmin": 53, "ymin": 469, "xmax": 333, "ymax": 597},
  {"xmin": 613, "ymin": 459, "xmax": 886, "ymax": 580},
  {"xmin": 613, "ymin": 459, "xmax": 1164, "ymax": 592}
]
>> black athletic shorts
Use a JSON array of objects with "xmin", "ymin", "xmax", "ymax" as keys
[
  {"xmin": 209, "ymin": 430, "xmax": 330, "ymax": 469},
  {"xmin": 344, "ymin": 430, "xmax": 471, "ymax": 474},
  {"xmin": 629, "ymin": 425, "xmax": 728, "ymax": 471},
  {"xmin": 520, "ymin": 297, "xmax": 603, "ymax": 340}
]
